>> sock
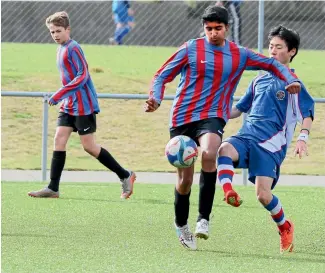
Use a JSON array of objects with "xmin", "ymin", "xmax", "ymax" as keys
[
  {"xmin": 97, "ymin": 147, "xmax": 129, "ymax": 180},
  {"xmin": 217, "ymin": 156, "xmax": 235, "ymax": 194},
  {"xmin": 264, "ymin": 195, "xmax": 291, "ymax": 232},
  {"xmin": 48, "ymin": 151, "xmax": 66, "ymax": 192},
  {"xmin": 174, "ymin": 188, "xmax": 191, "ymax": 227},
  {"xmin": 115, "ymin": 25, "xmax": 130, "ymax": 45},
  {"xmin": 197, "ymin": 170, "xmax": 217, "ymax": 222}
]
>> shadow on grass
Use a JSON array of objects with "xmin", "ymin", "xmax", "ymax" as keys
[{"xmin": 197, "ymin": 248, "xmax": 325, "ymax": 263}]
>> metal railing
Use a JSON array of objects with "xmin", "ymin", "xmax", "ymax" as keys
[{"xmin": 2, "ymin": 91, "xmax": 325, "ymax": 184}]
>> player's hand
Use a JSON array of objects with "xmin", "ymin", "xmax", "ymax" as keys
[
  {"xmin": 285, "ymin": 82, "xmax": 301, "ymax": 94},
  {"xmin": 48, "ymin": 98, "xmax": 58, "ymax": 106},
  {"xmin": 144, "ymin": 97, "xmax": 159, "ymax": 112},
  {"xmin": 294, "ymin": 140, "xmax": 308, "ymax": 159}
]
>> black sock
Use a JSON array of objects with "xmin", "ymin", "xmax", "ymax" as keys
[
  {"xmin": 97, "ymin": 147, "xmax": 129, "ymax": 180},
  {"xmin": 197, "ymin": 170, "xmax": 217, "ymax": 222},
  {"xmin": 48, "ymin": 151, "xmax": 66, "ymax": 192},
  {"xmin": 174, "ymin": 188, "xmax": 191, "ymax": 227}
]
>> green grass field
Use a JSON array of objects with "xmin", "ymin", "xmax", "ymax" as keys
[
  {"xmin": 2, "ymin": 182, "xmax": 325, "ymax": 273},
  {"xmin": 1, "ymin": 43, "xmax": 325, "ymax": 174}
]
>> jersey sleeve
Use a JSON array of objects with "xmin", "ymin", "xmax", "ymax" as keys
[
  {"xmin": 297, "ymin": 84, "xmax": 315, "ymax": 122},
  {"xmin": 235, "ymin": 78, "xmax": 256, "ymax": 113},
  {"xmin": 51, "ymin": 46, "xmax": 89, "ymax": 103},
  {"xmin": 245, "ymin": 49, "xmax": 299, "ymax": 85},
  {"xmin": 148, "ymin": 43, "xmax": 188, "ymax": 104}
]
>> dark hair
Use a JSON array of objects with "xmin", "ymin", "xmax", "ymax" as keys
[
  {"xmin": 268, "ymin": 25, "xmax": 300, "ymax": 62},
  {"xmin": 201, "ymin": 5, "xmax": 228, "ymax": 25}
]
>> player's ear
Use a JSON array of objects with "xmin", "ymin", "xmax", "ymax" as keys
[
  {"xmin": 289, "ymin": 48, "xmax": 296, "ymax": 57},
  {"xmin": 225, "ymin": 24, "xmax": 229, "ymax": 32}
]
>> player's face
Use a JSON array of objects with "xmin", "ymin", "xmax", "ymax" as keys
[
  {"xmin": 48, "ymin": 24, "xmax": 70, "ymax": 45},
  {"xmin": 268, "ymin": 36, "xmax": 296, "ymax": 65},
  {"xmin": 203, "ymin": 21, "xmax": 228, "ymax": 46}
]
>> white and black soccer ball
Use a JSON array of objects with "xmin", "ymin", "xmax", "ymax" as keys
[{"xmin": 165, "ymin": 135, "xmax": 198, "ymax": 168}]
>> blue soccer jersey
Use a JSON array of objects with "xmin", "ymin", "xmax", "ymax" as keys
[
  {"xmin": 149, "ymin": 38, "xmax": 299, "ymax": 128},
  {"xmin": 235, "ymin": 70, "xmax": 315, "ymax": 165},
  {"xmin": 51, "ymin": 39, "xmax": 100, "ymax": 116}
]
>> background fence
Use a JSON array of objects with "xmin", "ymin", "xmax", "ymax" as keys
[{"xmin": 2, "ymin": 0, "xmax": 325, "ymax": 49}]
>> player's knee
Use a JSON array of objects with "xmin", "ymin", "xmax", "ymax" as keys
[
  {"xmin": 201, "ymin": 149, "xmax": 217, "ymax": 163},
  {"xmin": 177, "ymin": 176, "xmax": 192, "ymax": 194},
  {"xmin": 218, "ymin": 142, "xmax": 231, "ymax": 157},
  {"xmin": 256, "ymin": 190, "xmax": 271, "ymax": 206},
  {"xmin": 54, "ymin": 134, "xmax": 67, "ymax": 150},
  {"xmin": 83, "ymin": 144, "xmax": 95, "ymax": 156}
]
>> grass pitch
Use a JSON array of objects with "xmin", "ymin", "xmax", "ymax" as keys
[
  {"xmin": 1, "ymin": 43, "xmax": 325, "ymax": 174},
  {"xmin": 2, "ymin": 182, "xmax": 325, "ymax": 273}
]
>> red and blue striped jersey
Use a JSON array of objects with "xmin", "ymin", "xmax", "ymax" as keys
[
  {"xmin": 149, "ymin": 38, "xmax": 299, "ymax": 128},
  {"xmin": 51, "ymin": 39, "xmax": 100, "ymax": 116}
]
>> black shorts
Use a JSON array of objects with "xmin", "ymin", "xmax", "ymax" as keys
[
  {"xmin": 57, "ymin": 112, "xmax": 97, "ymax": 135},
  {"xmin": 170, "ymin": 117, "xmax": 226, "ymax": 146}
]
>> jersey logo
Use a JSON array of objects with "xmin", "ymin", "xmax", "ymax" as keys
[
  {"xmin": 200, "ymin": 60, "xmax": 208, "ymax": 64},
  {"xmin": 276, "ymin": 90, "xmax": 285, "ymax": 100}
]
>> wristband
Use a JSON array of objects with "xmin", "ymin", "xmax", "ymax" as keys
[
  {"xmin": 300, "ymin": 128, "xmax": 310, "ymax": 135},
  {"xmin": 297, "ymin": 133, "xmax": 308, "ymax": 143}
]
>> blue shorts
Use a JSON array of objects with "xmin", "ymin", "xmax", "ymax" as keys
[
  {"xmin": 224, "ymin": 136, "xmax": 280, "ymax": 189},
  {"xmin": 114, "ymin": 12, "xmax": 134, "ymax": 24}
]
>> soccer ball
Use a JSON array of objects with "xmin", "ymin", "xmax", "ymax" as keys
[{"xmin": 165, "ymin": 135, "xmax": 198, "ymax": 168}]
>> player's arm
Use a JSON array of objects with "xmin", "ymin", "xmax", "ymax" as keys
[
  {"xmin": 230, "ymin": 106, "xmax": 242, "ymax": 119},
  {"xmin": 230, "ymin": 78, "xmax": 256, "ymax": 119},
  {"xmin": 245, "ymin": 49, "xmax": 301, "ymax": 94},
  {"xmin": 49, "ymin": 47, "xmax": 89, "ymax": 105},
  {"xmin": 293, "ymin": 86, "xmax": 315, "ymax": 158},
  {"xmin": 145, "ymin": 43, "xmax": 188, "ymax": 112}
]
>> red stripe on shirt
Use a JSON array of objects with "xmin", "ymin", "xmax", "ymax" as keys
[
  {"xmin": 85, "ymin": 85, "xmax": 94, "ymax": 113},
  {"xmin": 200, "ymin": 50, "xmax": 223, "ymax": 120},
  {"xmin": 246, "ymin": 51, "xmax": 297, "ymax": 83},
  {"xmin": 184, "ymin": 39, "xmax": 205, "ymax": 124},
  {"xmin": 172, "ymin": 63, "xmax": 191, "ymax": 127},
  {"xmin": 62, "ymin": 48, "xmax": 74, "ymax": 115},
  {"xmin": 217, "ymin": 43, "xmax": 240, "ymax": 117},
  {"xmin": 224, "ymin": 43, "xmax": 241, "ymax": 119},
  {"xmin": 149, "ymin": 44, "xmax": 187, "ymax": 101}
]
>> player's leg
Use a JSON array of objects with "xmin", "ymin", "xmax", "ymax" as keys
[
  {"xmin": 113, "ymin": 12, "xmax": 131, "ymax": 45},
  {"xmin": 77, "ymin": 114, "xmax": 135, "ymax": 199},
  {"xmin": 194, "ymin": 118, "xmax": 225, "ymax": 239},
  {"xmin": 174, "ymin": 165, "xmax": 197, "ymax": 250},
  {"xmin": 194, "ymin": 132, "xmax": 220, "ymax": 239},
  {"xmin": 251, "ymin": 146, "xmax": 294, "ymax": 253},
  {"xmin": 217, "ymin": 136, "xmax": 246, "ymax": 207},
  {"xmin": 170, "ymin": 124, "xmax": 196, "ymax": 249},
  {"xmin": 255, "ymin": 176, "xmax": 294, "ymax": 253},
  {"xmin": 28, "ymin": 113, "xmax": 74, "ymax": 198}
]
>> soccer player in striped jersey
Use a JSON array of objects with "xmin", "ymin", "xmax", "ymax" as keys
[
  {"xmin": 145, "ymin": 6, "xmax": 302, "ymax": 250},
  {"xmin": 218, "ymin": 25, "xmax": 314, "ymax": 253},
  {"xmin": 28, "ymin": 11, "xmax": 136, "ymax": 199}
]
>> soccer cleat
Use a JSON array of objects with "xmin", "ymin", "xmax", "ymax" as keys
[
  {"xmin": 28, "ymin": 187, "xmax": 59, "ymax": 198},
  {"xmin": 175, "ymin": 223, "xmax": 197, "ymax": 250},
  {"xmin": 120, "ymin": 171, "xmax": 136, "ymax": 199},
  {"xmin": 280, "ymin": 220, "xmax": 294, "ymax": 254},
  {"xmin": 195, "ymin": 219, "xmax": 209, "ymax": 240},
  {"xmin": 225, "ymin": 190, "xmax": 243, "ymax": 207}
]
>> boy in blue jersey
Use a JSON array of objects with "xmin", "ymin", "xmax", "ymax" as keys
[
  {"xmin": 218, "ymin": 25, "xmax": 314, "ymax": 253},
  {"xmin": 144, "ymin": 5, "xmax": 301, "ymax": 250},
  {"xmin": 110, "ymin": 0, "xmax": 135, "ymax": 45},
  {"xmin": 28, "ymin": 11, "xmax": 136, "ymax": 199}
]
